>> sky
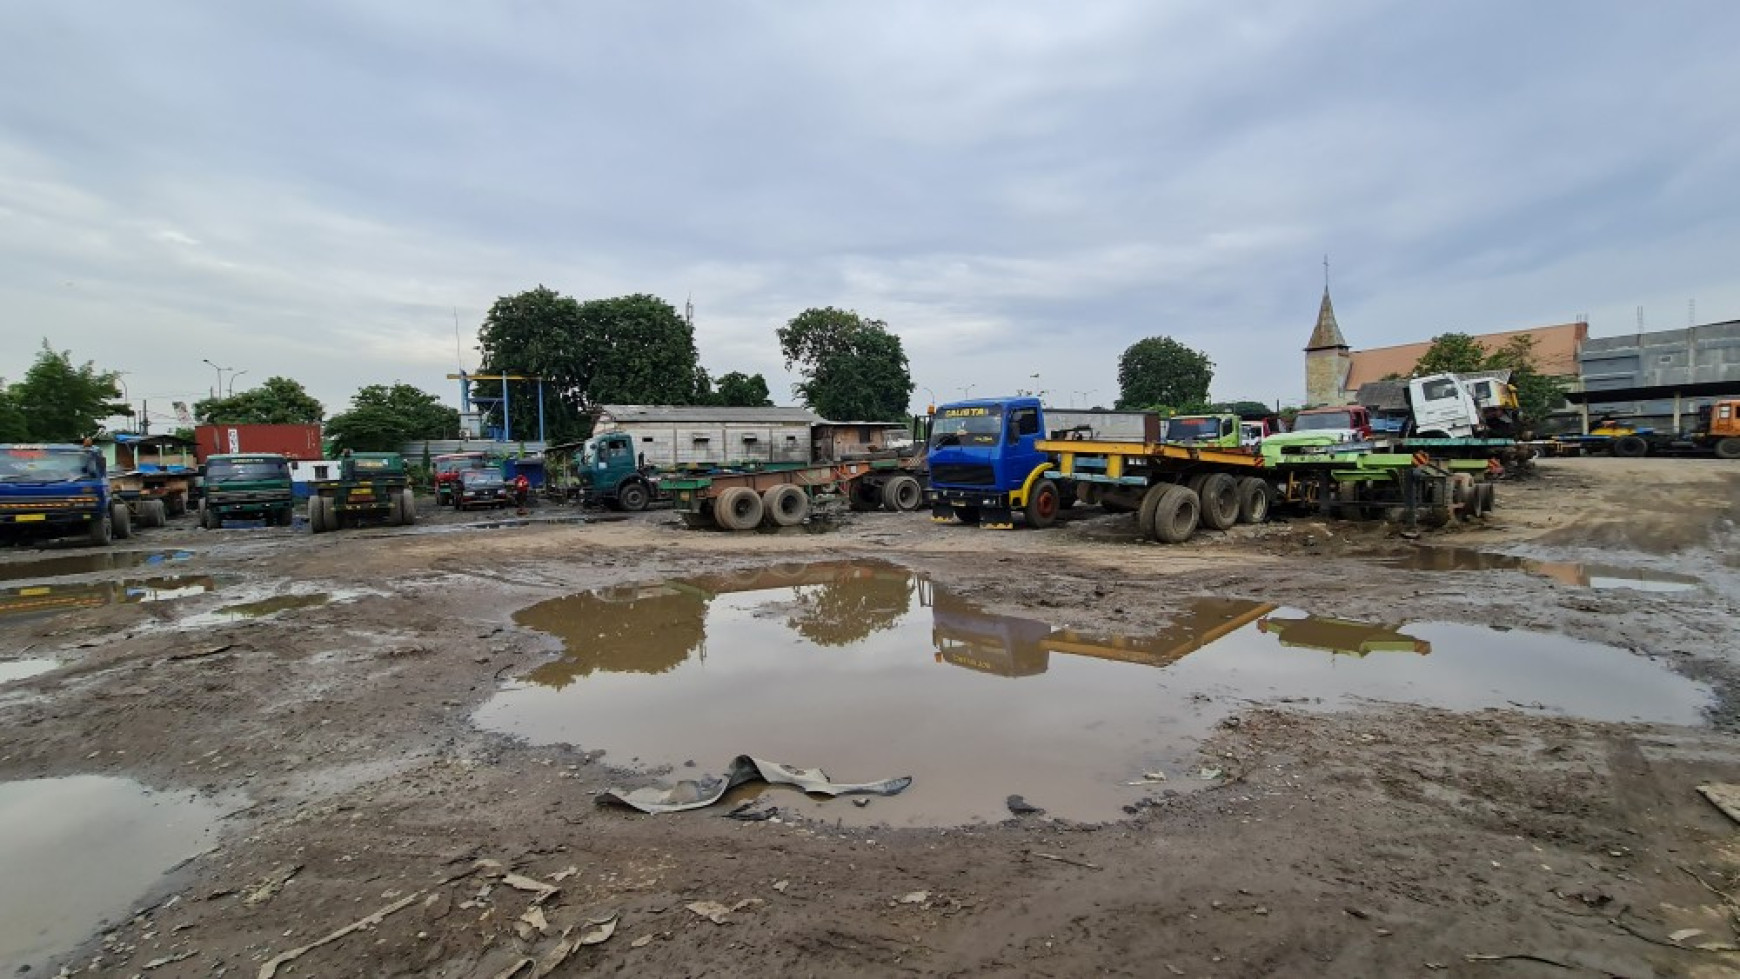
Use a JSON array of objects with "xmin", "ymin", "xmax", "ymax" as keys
[{"xmin": 3, "ymin": 1, "xmax": 1737, "ymax": 429}]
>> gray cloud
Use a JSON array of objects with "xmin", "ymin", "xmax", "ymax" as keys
[{"xmin": 2, "ymin": 0, "xmax": 1737, "ymax": 426}]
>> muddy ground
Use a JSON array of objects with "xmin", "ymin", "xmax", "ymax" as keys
[{"xmin": 4, "ymin": 458, "xmax": 1740, "ymax": 977}]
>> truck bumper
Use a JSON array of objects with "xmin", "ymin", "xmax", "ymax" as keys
[{"xmin": 928, "ymin": 487, "xmax": 1015, "ymax": 528}]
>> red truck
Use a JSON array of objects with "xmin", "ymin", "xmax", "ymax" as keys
[{"xmin": 433, "ymin": 452, "xmax": 493, "ymax": 506}]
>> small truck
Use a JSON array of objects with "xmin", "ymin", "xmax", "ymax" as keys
[
  {"xmin": 307, "ymin": 452, "xmax": 418, "ymax": 532},
  {"xmin": 200, "ymin": 453, "xmax": 295, "ymax": 528}
]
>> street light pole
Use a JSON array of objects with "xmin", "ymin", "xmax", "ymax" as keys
[
  {"xmin": 202, "ymin": 359, "xmax": 229, "ymax": 400},
  {"xmin": 227, "ymin": 370, "xmax": 248, "ymax": 397},
  {"xmin": 960, "ymin": 384, "xmax": 976, "ymax": 399}
]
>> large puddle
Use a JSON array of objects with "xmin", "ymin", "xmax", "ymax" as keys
[
  {"xmin": 0, "ymin": 776, "xmax": 225, "ymax": 972},
  {"xmin": 1390, "ymin": 547, "xmax": 1700, "ymax": 592},
  {"xmin": 476, "ymin": 562, "xmax": 1711, "ymax": 827},
  {"xmin": 0, "ymin": 659, "xmax": 57, "ymax": 683},
  {"xmin": 0, "ymin": 575, "xmax": 219, "ymax": 623},
  {"xmin": 0, "ymin": 550, "xmax": 194, "ymax": 583}
]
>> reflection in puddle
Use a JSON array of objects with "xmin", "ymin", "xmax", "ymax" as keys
[
  {"xmin": 1391, "ymin": 547, "xmax": 1699, "ymax": 592},
  {"xmin": 0, "ymin": 576, "xmax": 219, "ymax": 622},
  {"xmin": 0, "ymin": 659, "xmax": 56, "ymax": 683},
  {"xmin": 212, "ymin": 593, "xmax": 330, "ymax": 620},
  {"xmin": 0, "ymin": 550, "xmax": 195, "ymax": 584},
  {"xmin": 0, "ymin": 776, "xmax": 224, "ymax": 972},
  {"xmin": 477, "ymin": 561, "xmax": 1711, "ymax": 827}
]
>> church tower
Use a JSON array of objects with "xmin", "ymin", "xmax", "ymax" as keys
[{"xmin": 1304, "ymin": 285, "xmax": 1351, "ymax": 406}]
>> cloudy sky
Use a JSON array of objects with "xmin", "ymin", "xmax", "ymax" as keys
[{"xmin": 3, "ymin": 1, "xmax": 1736, "ymax": 428}]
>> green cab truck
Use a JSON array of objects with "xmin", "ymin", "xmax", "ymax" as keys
[
  {"xmin": 307, "ymin": 452, "xmax": 417, "ymax": 533},
  {"xmin": 199, "ymin": 453, "xmax": 295, "ymax": 528}
]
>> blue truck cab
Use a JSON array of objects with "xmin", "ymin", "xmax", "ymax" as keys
[
  {"xmin": 925, "ymin": 396, "xmax": 1065, "ymax": 529},
  {"xmin": 0, "ymin": 443, "xmax": 130, "ymax": 546}
]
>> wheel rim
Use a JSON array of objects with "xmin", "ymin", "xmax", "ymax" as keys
[{"xmin": 1036, "ymin": 488, "xmax": 1057, "ymax": 519}]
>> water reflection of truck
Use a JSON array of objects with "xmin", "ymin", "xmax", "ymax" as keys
[
  {"xmin": 0, "ymin": 575, "xmax": 217, "ymax": 620},
  {"xmin": 1256, "ymin": 615, "xmax": 1431, "ymax": 655},
  {"xmin": 0, "ymin": 443, "xmax": 133, "ymax": 546}
]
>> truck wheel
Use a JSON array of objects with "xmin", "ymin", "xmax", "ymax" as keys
[
  {"xmin": 111, "ymin": 502, "xmax": 133, "ymax": 540},
  {"xmin": 617, "ymin": 480, "xmax": 651, "ymax": 512},
  {"xmin": 1137, "ymin": 483, "xmax": 1171, "ymax": 539},
  {"xmin": 1146, "ymin": 485, "xmax": 1201, "ymax": 544},
  {"xmin": 1716, "ymin": 438, "xmax": 1740, "ymax": 460},
  {"xmin": 141, "ymin": 500, "xmax": 165, "ymax": 528},
  {"xmin": 1612, "ymin": 435, "xmax": 1649, "ymax": 458},
  {"xmin": 763, "ymin": 484, "xmax": 810, "ymax": 526},
  {"xmin": 308, "ymin": 497, "xmax": 327, "ymax": 534},
  {"xmin": 400, "ymin": 489, "xmax": 418, "ymax": 525},
  {"xmin": 714, "ymin": 486, "xmax": 764, "ymax": 531},
  {"xmin": 1235, "ymin": 477, "xmax": 1272, "ymax": 524},
  {"xmin": 1191, "ymin": 474, "xmax": 1240, "ymax": 531},
  {"xmin": 88, "ymin": 509, "xmax": 113, "ymax": 546},
  {"xmin": 388, "ymin": 492, "xmax": 405, "ymax": 526},
  {"xmin": 1477, "ymin": 482, "xmax": 1496, "ymax": 516},
  {"xmin": 881, "ymin": 475, "xmax": 922, "ymax": 512},
  {"xmin": 1024, "ymin": 479, "xmax": 1061, "ymax": 529}
]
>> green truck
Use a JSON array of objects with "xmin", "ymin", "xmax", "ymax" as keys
[
  {"xmin": 1163, "ymin": 413, "xmax": 1243, "ymax": 450},
  {"xmin": 200, "ymin": 453, "xmax": 295, "ymax": 529},
  {"xmin": 307, "ymin": 452, "xmax": 417, "ymax": 533}
]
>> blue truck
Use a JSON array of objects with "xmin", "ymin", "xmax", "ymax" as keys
[
  {"xmin": 0, "ymin": 443, "xmax": 133, "ymax": 546},
  {"xmin": 925, "ymin": 398, "xmax": 1159, "ymax": 529}
]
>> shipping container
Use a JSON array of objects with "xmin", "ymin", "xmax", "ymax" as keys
[{"xmin": 193, "ymin": 424, "xmax": 324, "ymax": 463}]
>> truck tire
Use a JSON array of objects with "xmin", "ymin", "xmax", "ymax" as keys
[
  {"xmin": 1235, "ymin": 477, "xmax": 1271, "ymax": 524},
  {"xmin": 1191, "ymin": 473, "xmax": 1240, "ymax": 531},
  {"xmin": 1143, "ymin": 484, "xmax": 1200, "ymax": 544},
  {"xmin": 308, "ymin": 497, "xmax": 328, "ymax": 534},
  {"xmin": 617, "ymin": 480, "xmax": 651, "ymax": 512},
  {"xmin": 1716, "ymin": 438, "xmax": 1740, "ymax": 460},
  {"xmin": 88, "ymin": 509, "xmax": 112, "ymax": 546},
  {"xmin": 1477, "ymin": 482, "xmax": 1496, "ymax": 516},
  {"xmin": 142, "ymin": 500, "xmax": 167, "ymax": 528},
  {"xmin": 881, "ymin": 475, "xmax": 923, "ymax": 512},
  {"xmin": 400, "ymin": 489, "xmax": 418, "ymax": 525},
  {"xmin": 111, "ymin": 502, "xmax": 133, "ymax": 540},
  {"xmin": 1024, "ymin": 479, "xmax": 1061, "ymax": 529},
  {"xmin": 763, "ymin": 484, "xmax": 809, "ymax": 526},
  {"xmin": 714, "ymin": 486, "xmax": 763, "ymax": 531},
  {"xmin": 1613, "ymin": 435, "xmax": 1649, "ymax": 458}
]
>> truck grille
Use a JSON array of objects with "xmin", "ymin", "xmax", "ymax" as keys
[{"xmin": 929, "ymin": 463, "xmax": 996, "ymax": 487}]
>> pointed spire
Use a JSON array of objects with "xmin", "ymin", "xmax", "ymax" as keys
[{"xmin": 1305, "ymin": 287, "xmax": 1348, "ymax": 351}]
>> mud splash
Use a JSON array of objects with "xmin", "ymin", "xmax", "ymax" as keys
[
  {"xmin": 1391, "ymin": 546, "xmax": 1699, "ymax": 592},
  {"xmin": 0, "ymin": 550, "xmax": 194, "ymax": 583},
  {"xmin": 0, "ymin": 575, "xmax": 219, "ymax": 623},
  {"xmin": 477, "ymin": 561, "xmax": 1711, "ymax": 827},
  {"xmin": 0, "ymin": 776, "xmax": 225, "ymax": 972}
]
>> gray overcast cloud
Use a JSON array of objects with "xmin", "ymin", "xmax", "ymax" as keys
[{"xmin": 3, "ymin": 1, "xmax": 1737, "ymax": 424}]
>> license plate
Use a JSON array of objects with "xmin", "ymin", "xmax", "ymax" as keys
[{"xmin": 16, "ymin": 514, "xmax": 46, "ymax": 522}]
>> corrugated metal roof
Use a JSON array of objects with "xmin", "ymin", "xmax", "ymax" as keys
[{"xmin": 595, "ymin": 405, "xmax": 822, "ymax": 424}]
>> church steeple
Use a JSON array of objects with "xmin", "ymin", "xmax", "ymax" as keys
[{"xmin": 1305, "ymin": 287, "xmax": 1347, "ymax": 351}]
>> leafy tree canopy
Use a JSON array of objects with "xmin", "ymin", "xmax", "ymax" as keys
[
  {"xmin": 194, "ymin": 376, "xmax": 324, "ymax": 425},
  {"xmin": 1208, "ymin": 400, "xmax": 1275, "ymax": 419},
  {"xmin": 7, "ymin": 341, "xmax": 131, "ymax": 441},
  {"xmin": 1413, "ymin": 332, "xmax": 1489, "ymax": 374},
  {"xmin": 777, "ymin": 307, "xmax": 913, "ymax": 421},
  {"xmin": 476, "ymin": 288, "xmax": 708, "ymax": 442},
  {"xmin": 0, "ymin": 384, "xmax": 31, "ymax": 441},
  {"xmin": 325, "ymin": 383, "xmax": 460, "ymax": 453},
  {"xmin": 711, "ymin": 371, "xmax": 773, "ymax": 407},
  {"xmin": 1115, "ymin": 336, "xmax": 1214, "ymax": 411}
]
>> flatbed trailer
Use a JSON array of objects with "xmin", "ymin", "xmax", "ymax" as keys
[
  {"xmin": 109, "ymin": 470, "xmax": 196, "ymax": 529},
  {"xmin": 1037, "ymin": 438, "xmax": 1493, "ymax": 544},
  {"xmin": 662, "ymin": 459, "xmax": 920, "ymax": 531}
]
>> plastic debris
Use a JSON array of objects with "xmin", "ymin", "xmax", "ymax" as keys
[
  {"xmin": 600, "ymin": 756, "xmax": 912, "ymax": 814},
  {"xmin": 1697, "ymin": 784, "xmax": 1740, "ymax": 824},
  {"xmin": 687, "ymin": 899, "xmax": 761, "ymax": 924},
  {"xmin": 899, "ymin": 891, "xmax": 929, "ymax": 905}
]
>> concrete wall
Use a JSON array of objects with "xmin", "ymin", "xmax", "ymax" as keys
[
  {"xmin": 1577, "ymin": 320, "xmax": 1740, "ymax": 431},
  {"xmin": 1305, "ymin": 348, "xmax": 1351, "ymax": 406}
]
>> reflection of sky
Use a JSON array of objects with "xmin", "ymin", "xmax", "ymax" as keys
[
  {"xmin": 0, "ymin": 777, "xmax": 222, "ymax": 972},
  {"xmin": 478, "ymin": 587, "xmax": 1712, "ymax": 826},
  {"xmin": 0, "ymin": 660, "xmax": 55, "ymax": 683}
]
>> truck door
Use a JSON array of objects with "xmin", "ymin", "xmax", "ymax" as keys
[
  {"xmin": 1409, "ymin": 376, "xmax": 1477, "ymax": 437},
  {"xmin": 1006, "ymin": 405, "xmax": 1044, "ymax": 485}
]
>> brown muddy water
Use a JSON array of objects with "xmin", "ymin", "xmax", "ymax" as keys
[
  {"xmin": 0, "ymin": 575, "xmax": 219, "ymax": 624},
  {"xmin": 0, "ymin": 550, "xmax": 195, "ymax": 583},
  {"xmin": 1390, "ymin": 546, "xmax": 1700, "ymax": 592},
  {"xmin": 0, "ymin": 776, "xmax": 225, "ymax": 972},
  {"xmin": 476, "ymin": 561, "xmax": 1712, "ymax": 827}
]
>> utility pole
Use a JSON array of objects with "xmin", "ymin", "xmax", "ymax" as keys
[{"xmin": 140, "ymin": 399, "xmax": 150, "ymax": 436}]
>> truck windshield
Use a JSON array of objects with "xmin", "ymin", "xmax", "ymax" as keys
[
  {"xmin": 0, "ymin": 448, "xmax": 99, "ymax": 482},
  {"xmin": 1167, "ymin": 418, "xmax": 1223, "ymax": 441},
  {"xmin": 931, "ymin": 408, "xmax": 1004, "ymax": 447},
  {"xmin": 435, "ymin": 456, "xmax": 485, "ymax": 475},
  {"xmin": 207, "ymin": 459, "xmax": 288, "ymax": 482},
  {"xmin": 1293, "ymin": 411, "xmax": 1354, "ymax": 431}
]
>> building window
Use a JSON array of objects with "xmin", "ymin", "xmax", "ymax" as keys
[{"xmin": 641, "ymin": 437, "xmax": 653, "ymax": 443}]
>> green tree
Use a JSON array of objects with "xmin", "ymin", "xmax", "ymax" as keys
[
  {"xmin": 1209, "ymin": 400, "xmax": 1275, "ymax": 419},
  {"xmin": 325, "ymin": 383, "xmax": 460, "ymax": 452},
  {"xmin": 777, "ymin": 307, "xmax": 913, "ymax": 421},
  {"xmin": 0, "ymin": 384, "xmax": 31, "ymax": 441},
  {"xmin": 1483, "ymin": 336, "xmax": 1570, "ymax": 429},
  {"xmin": 1115, "ymin": 336, "xmax": 1214, "ymax": 411},
  {"xmin": 194, "ymin": 376, "xmax": 324, "ymax": 425},
  {"xmin": 712, "ymin": 371, "xmax": 773, "ymax": 407},
  {"xmin": 1413, "ymin": 332, "xmax": 1487, "ymax": 374},
  {"xmin": 476, "ymin": 288, "xmax": 708, "ymax": 442},
  {"xmin": 9, "ymin": 341, "xmax": 131, "ymax": 440}
]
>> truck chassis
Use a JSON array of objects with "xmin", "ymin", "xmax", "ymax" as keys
[{"xmin": 663, "ymin": 461, "xmax": 922, "ymax": 531}]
